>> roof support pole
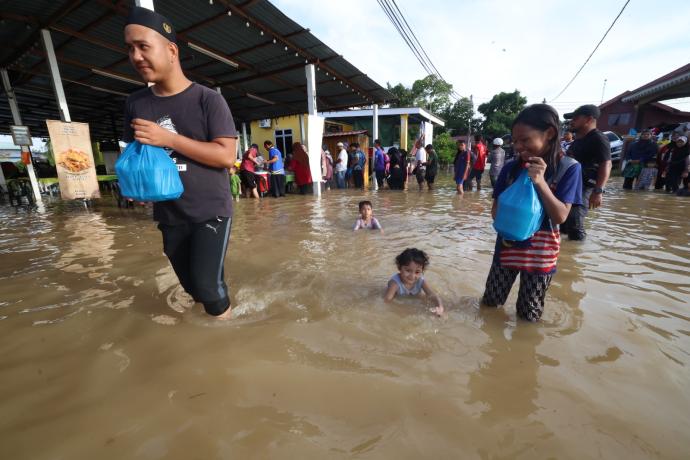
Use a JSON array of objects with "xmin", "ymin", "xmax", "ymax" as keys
[
  {"xmin": 1, "ymin": 68, "xmax": 42, "ymax": 204},
  {"xmin": 372, "ymin": 103, "xmax": 379, "ymax": 190},
  {"xmin": 241, "ymin": 122, "xmax": 248, "ymax": 152},
  {"xmin": 41, "ymin": 29, "xmax": 71, "ymax": 123},
  {"xmin": 400, "ymin": 113, "xmax": 408, "ymax": 150},
  {"xmin": 306, "ymin": 64, "xmax": 317, "ymax": 117},
  {"xmin": 305, "ymin": 64, "xmax": 321, "ymax": 197}
]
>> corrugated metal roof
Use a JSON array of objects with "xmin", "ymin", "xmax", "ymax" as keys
[{"xmin": 0, "ymin": 0, "xmax": 394, "ymax": 140}]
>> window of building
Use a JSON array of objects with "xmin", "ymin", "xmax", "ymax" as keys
[
  {"xmin": 619, "ymin": 113, "xmax": 631, "ymax": 125},
  {"xmin": 275, "ymin": 129, "xmax": 293, "ymax": 157}
]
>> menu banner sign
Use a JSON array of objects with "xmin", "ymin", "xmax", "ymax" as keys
[{"xmin": 46, "ymin": 120, "xmax": 100, "ymax": 200}]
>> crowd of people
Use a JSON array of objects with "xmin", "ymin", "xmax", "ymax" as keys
[
  {"xmin": 622, "ymin": 129, "xmax": 690, "ymax": 195},
  {"xmin": 120, "ymin": 8, "xmax": 687, "ymax": 323}
]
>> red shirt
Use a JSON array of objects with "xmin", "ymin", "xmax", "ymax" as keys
[
  {"xmin": 241, "ymin": 149, "xmax": 256, "ymax": 172},
  {"xmin": 289, "ymin": 159, "xmax": 312, "ymax": 186},
  {"xmin": 473, "ymin": 142, "xmax": 488, "ymax": 170}
]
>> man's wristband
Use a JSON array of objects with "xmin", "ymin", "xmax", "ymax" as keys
[{"xmin": 592, "ymin": 187, "xmax": 605, "ymax": 194}]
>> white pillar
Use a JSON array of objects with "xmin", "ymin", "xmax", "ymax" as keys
[
  {"xmin": 135, "ymin": 0, "xmax": 155, "ymax": 9},
  {"xmin": 372, "ymin": 104, "xmax": 379, "ymax": 191},
  {"xmin": 241, "ymin": 122, "xmax": 248, "ymax": 152},
  {"xmin": 305, "ymin": 64, "xmax": 320, "ymax": 196},
  {"xmin": 41, "ymin": 30, "xmax": 71, "ymax": 123},
  {"xmin": 305, "ymin": 64, "xmax": 317, "ymax": 116},
  {"xmin": 1, "ymin": 68, "xmax": 41, "ymax": 204}
]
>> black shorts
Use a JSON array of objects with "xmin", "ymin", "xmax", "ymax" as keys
[
  {"xmin": 240, "ymin": 170, "xmax": 256, "ymax": 189},
  {"xmin": 416, "ymin": 167, "xmax": 426, "ymax": 183},
  {"xmin": 425, "ymin": 173, "xmax": 436, "ymax": 184}
]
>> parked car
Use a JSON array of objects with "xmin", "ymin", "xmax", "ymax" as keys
[{"xmin": 604, "ymin": 131, "xmax": 623, "ymax": 163}]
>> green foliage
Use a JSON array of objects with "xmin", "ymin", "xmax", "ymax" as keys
[
  {"xmin": 432, "ymin": 131, "xmax": 456, "ymax": 165},
  {"xmin": 441, "ymin": 97, "xmax": 482, "ymax": 136},
  {"xmin": 477, "ymin": 90, "xmax": 527, "ymax": 138},
  {"xmin": 386, "ymin": 82, "xmax": 416, "ymax": 107},
  {"xmin": 388, "ymin": 75, "xmax": 453, "ymax": 115}
]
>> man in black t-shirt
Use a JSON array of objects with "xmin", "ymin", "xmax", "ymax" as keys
[
  {"xmin": 561, "ymin": 105, "xmax": 611, "ymax": 241},
  {"xmin": 123, "ymin": 7, "xmax": 238, "ymax": 318}
]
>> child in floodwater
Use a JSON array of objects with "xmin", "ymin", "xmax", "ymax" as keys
[
  {"xmin": 384, "ymin": 248, "xmax": 444, "ymax": 316},
  {"xmin": 353, "ymin": 200, "xmax": 383, "ymax": 233},
  {"xmin": 481, "ymin": 104, "xmax": 583, "ymax": 322}
]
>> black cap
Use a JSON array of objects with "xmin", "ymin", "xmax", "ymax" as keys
[
  {"xmin": 564, "ymin": 104, "xmax": 600, "ymax": 120},
  {"xmin": 125, "ymin": 6, "xmax": 176, "ymax": 43}
]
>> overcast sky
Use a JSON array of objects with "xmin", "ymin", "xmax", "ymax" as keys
[{"xmin": 273, "ymin": 0, "xmax": 690, "ymax": 116}]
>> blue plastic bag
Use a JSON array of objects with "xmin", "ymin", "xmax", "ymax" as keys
[
  {"xmin": 493, "ymin": 169, "xmax": 544, "ymax": 241},
  {"xmin": 115, "ymin": 141, "xmax": 183, "ymax": 202}
]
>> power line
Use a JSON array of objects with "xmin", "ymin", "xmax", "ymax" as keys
[
  {"xmin": 377, "ymin": 0, "xmax": 464, "ymax": 102},
  {"xmin": 550, "ymin": 0, "xmax": 631, "ymax": 102}
]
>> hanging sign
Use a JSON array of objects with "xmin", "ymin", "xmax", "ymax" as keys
[
  {"xmin": 10, "ymin": 125, "xmax": 32, "ymax": 146},
  {"xmin": 46, "ymin": 120, "xmax": 100, "ymax": 200}
]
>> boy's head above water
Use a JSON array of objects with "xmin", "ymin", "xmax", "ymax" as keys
[{"xmin": 358, "ymin": 200, "xmax": 373, "ymax": 218}]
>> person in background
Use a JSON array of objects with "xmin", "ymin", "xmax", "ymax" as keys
[
  {"xmin": 561, "ymin": 104, "xmax": 611, "ymax": 241},
  {"xmin": 289, "ymin": 142, "xmax": 313, "ymax": 194},
  {"xmin": 386, "ymin": 147, "xmax": 406, "ymax": 190},
  {"xmin": 353, "ymin": 200, "xmax": 383, "ymax": 232},
  {"xmin": 622, "ymin": 129, "xmax": 658, "ymax": 190},
  {"xmin": 334, "ymin": 141, "xmax": 348, "ymax": 189},
  {"xmin": 453, "ymin": 140, "xmax": 470, "ymax": 195},
  {"xmin": 374, "ymin": 139, "xmax": 386, "ymax": 189},
  {"xmin": 664, "ymin": 135, "xmax": 690, "ymax": 194},
  {"xmin": 123, "ymin": 7, "xmax": 237, "ymax": 318},
  {"xmin": 229, "ymin": 165, "xmax": 241, "ymax": 201},
  {"xmin": 263, "ymin": 140, "xmax": 286, "ymax": 197},
  {"xmin": 321, "ymin": 145, "xmax": 334, "ymax": 190},
  {"xmin": 351, "ymin": 142, "xmax": 366, "ymax": 189},
  {"xmin": 346, "ymin": 142, "xmax": 356, "ymax": 187},
  {"xmin": 240, "ymin": 145, "xmax": 260, "ymax": 199},
  {"xmin": 413, "ymin": 136, "xmax": 427, "ymax": 191},
  {"xmin": 424, "ymin": 144, "xmax": 439, "ymax": 191},
  {"xmin": 482, "ymin": 104, "xmax": 582, "ymax": 322},
  {"xmin": 560, "ymin": 131, "xmax": 574, "ymax": 153},
  {"xmin": 655, "ymin": 132, "xmax": 678, "ymax": 190},
  {"xmin": 466, "ymin": 134, "xmax": 487, "ymax": 191},
  {"xmin": 488, "ymin": 137, "xmax": 506, "ymax": 187}
]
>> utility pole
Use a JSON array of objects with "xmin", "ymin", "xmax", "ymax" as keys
[{"xmin": 600, "ymin": 78, "xmax": 608, "ymax": 104}]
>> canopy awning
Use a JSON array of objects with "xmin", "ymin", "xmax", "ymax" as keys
[
  {"xmin": 621, "ymin": 64, "xmax": 690, "ymax": 105},
  {"xmin": 0, "ymin": 0, "xmax": 393, "ymax": 141}
]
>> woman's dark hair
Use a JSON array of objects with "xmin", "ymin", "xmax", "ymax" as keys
[
  {"xmin": 387, "ymin": 147, "xmax": 400, "ymax": 166},
  {"xmin": 511, "ymin": 103, "xmax": 561, "ymax": 173},
  {"xmin": 425, "ymin": 144, "xmax": 434, "ymax": 152},
  {"xmin": 358, "ymin": 200, "xmax": 372, "ymax": 211},
  {"xmin": 395, "ymin": 248, "xmax": 429, "ymax": 269},
  {"xmin": 251, "ymin": 143, "xmax": 259, "ymax": 150}
]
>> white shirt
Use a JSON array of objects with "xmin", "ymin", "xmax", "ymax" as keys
[
  {"xmin": 336, "ymin": 148, "xmax": 348, "ymax": 172},
  {"xmin": 415, "ymin": 147, "xmax": 427, "ymax": 165}
]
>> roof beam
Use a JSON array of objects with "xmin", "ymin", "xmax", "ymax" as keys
[
  {"xmin": 219, "ymin": 0, "xmax": 380, "ymax": 103},
  {"xmin": 0, "ymin": 0, "xmax": 88, "ymax": 68}
]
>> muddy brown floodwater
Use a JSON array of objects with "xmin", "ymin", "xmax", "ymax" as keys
[{"xmin": 0, "ymin": 175, "xmax": 688, "ymax": 459}]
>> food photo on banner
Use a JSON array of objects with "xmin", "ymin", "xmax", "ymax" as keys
[{"xmin": 45, "ymin": 120, "xmax": 100, "ymax": 200}]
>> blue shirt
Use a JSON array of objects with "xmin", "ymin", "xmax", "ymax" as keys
[
  {"xmin": 374, "ymin": 149, "xmax": 385, "ymax": 172},
  {"xmin": 268, "ymin": 147, "xmax": 284, "ymax": 173},
  {"xmin": 390, "ymin": 273, "xmax": 424, "ymax": 296},
  {"xmin": 493, "ymin": 159, "xmax": 583, "ymax": 232}
]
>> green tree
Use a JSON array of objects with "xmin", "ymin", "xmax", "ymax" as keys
[
  {"xmin": 441, "ymin": 97, "xmax": 482, "ymax": 136},
  {"xmin": 386, "ymin": 82, "xmax": 416, "ymax": 107},
  {"xmin": 477, "ymin": 90, "xmax": 527, "ymax": 139},
  {"xmin": 387, "ymin": 75, "xmax": 453, "ymax": 115},
  {"xmin": 432, "ymin": 131, "xmax": 456, "ymax": 166}
]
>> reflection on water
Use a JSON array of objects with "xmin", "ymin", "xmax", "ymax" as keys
[{"xmin": 0, "ymin": 176, "xmax": 688, "ymax": 458}]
